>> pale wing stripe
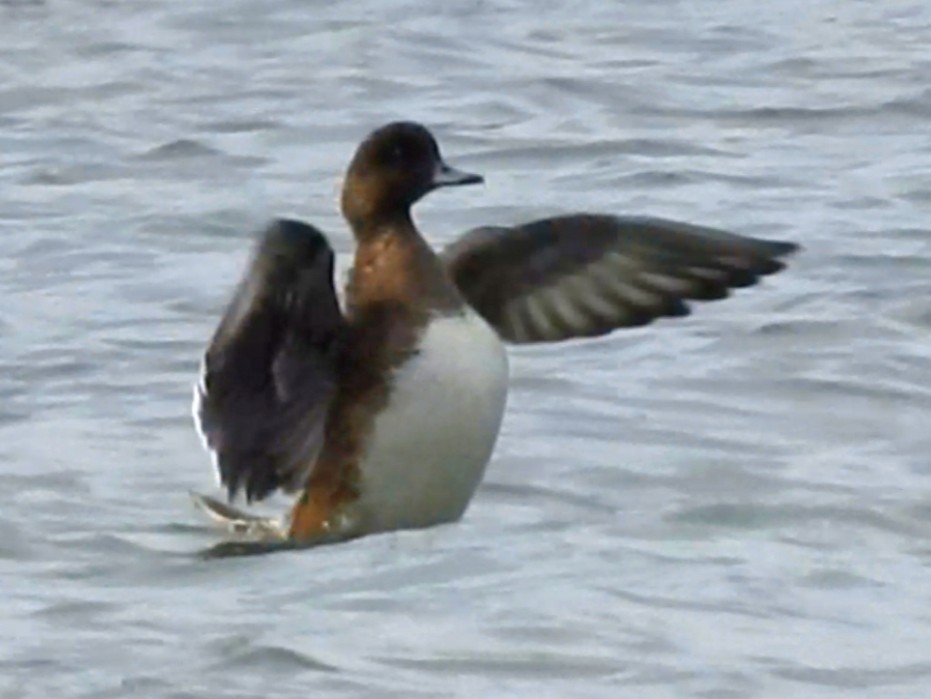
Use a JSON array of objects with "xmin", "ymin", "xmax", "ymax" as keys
[
  {"xmin": 540, "ymin": 285, "xmax": 592, "ymax": 335},
  {"xmin": 637, "ymin": 271, "xmax": 698, "ymax": 296},
  {"xmin": 521, "ymin": 294, "xmax": 561, "ymax": 341},
  {"xmin": 560, "ymin": 273, "xmax": 620, "ymax": 322},
  {"xmin": 503, "ymin": 301, "xmax": 532, "ymax": 343}
]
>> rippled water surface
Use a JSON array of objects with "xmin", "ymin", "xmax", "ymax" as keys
[{"xmin": 3, "ymin": 1, "xmax": 931, "ymax": 697}]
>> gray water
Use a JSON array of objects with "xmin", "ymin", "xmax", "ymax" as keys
[{"xmin": 3, "ymin": 1, "xmax": 931, "ymax": 697}]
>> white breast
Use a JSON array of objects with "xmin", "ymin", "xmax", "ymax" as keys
[{"xmin": 357, "ymin": 309, "xmax": 509, "ymax": 532}]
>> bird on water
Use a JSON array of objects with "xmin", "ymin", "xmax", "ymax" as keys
[{"xmin": 191, "ymin": 121, "xmax": 797, "ymax": 553}]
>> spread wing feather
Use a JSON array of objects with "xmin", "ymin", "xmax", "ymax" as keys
[
  {"xmin": 193, "ymin": 219, "xmax": 343, "ymax": 502},
  {"xmin": 442, "ymin": 214, "xmax": 798, "ymax": 343}
]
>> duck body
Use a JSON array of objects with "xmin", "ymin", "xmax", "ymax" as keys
[
  {"xmin": 355, "ymin": 305, "xmax": 507, "ymax": 532},
  {"xmin": 193, "ymin": 121, "xmax": 799, "ymax": 548},
  {"xmin": 292, "ymin": 216, "xmax": 509, "ymax": 538}
]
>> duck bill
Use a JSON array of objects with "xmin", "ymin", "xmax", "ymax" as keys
[{"xmin": 433, "ymin": 161, "xmax": 484, "ymax": 188}]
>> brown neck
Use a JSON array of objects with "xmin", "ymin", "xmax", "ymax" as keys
[
  {"xmin": 340, "ymin": 173, "xmax": 420, "ymax": 242},
  {"xmin": 346, "ymin": 208, "xmax": 415, "ymax": 243},
  {"xmin": 345, "ymin": 219, "xmax": 462, "ymax": 317}
]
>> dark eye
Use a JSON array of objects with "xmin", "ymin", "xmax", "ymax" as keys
[{"xmin": 390, "ymin": 144, "xmax": 405, "ymax": 164}]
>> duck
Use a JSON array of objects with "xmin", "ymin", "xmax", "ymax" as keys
[{"xmin": 192, "ymin": 121, "xmax": 798, "ymax": 551}]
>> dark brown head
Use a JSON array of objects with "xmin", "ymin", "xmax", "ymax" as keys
[{"xmin": 340, "ymin": 122, "xmax": 483, "ymax": 235}]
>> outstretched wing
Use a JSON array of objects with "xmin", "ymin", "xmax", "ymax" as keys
[
  {"xmin": 193, "ymin": 219, "xmax": 344, "ymax": 502},
  {"xmin": 442, "ymin": 214, "xmax": 798, "ymax": 344}
]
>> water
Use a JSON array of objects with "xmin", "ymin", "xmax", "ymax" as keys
[{"xmin": 3, "ymin": 1, "xmax": 931, "ymax": 696}]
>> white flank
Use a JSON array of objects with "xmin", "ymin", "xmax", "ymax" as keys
[{"xmin": 357, "ymin": 309, "xmax": 509, "ymax": 532}]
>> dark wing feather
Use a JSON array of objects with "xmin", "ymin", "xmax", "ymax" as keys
[
  {"xmin": 193, "ymin": 219, "xmax": 344, "ymax": 502},
  {"xmin": 442, "ymin": 214, "xmax": 798, "ymax": 344}
]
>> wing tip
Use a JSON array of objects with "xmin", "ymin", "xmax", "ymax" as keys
[{"xmin": 766, "ymin": 239, "xmax": 801, "ymax": 260}]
